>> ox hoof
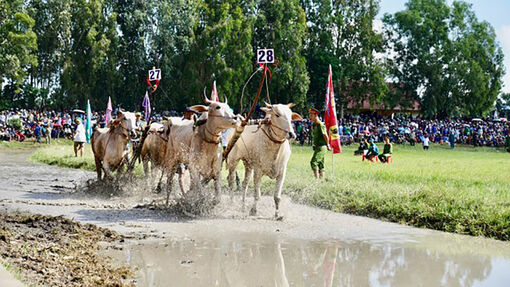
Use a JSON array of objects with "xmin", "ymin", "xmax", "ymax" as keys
[
  {"xmin": 155, "ymin": 185, "xmax": 162, "ymax": 194},
  {"xmin": 212, "ymin": 197, "xmax": 220, "ymax": 206},
  {"xmin": 249, "ymin": 207, "xmax": 257, "ymax": 216},
  {"xmin": 275, "ymin": 212, "xmax": 284, "ymax": 221}
]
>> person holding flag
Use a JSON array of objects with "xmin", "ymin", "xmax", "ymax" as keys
[{"xmin": 309, "ymin": 107, "xmax": 331, "ymax": 179}]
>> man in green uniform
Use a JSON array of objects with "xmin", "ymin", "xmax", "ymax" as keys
[
  {"xmin": 378, "ymin": 137, "xmax": 393, "ymax": 163},
  {"xmin": 309, "ymin": 108, "xmax": 331, "ymax": 179}
]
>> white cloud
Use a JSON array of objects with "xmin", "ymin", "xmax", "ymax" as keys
[
  {"xmin": 503, "ymin": 67, "xmax": 510, "ymax": 93},
  {"xmin": 498, "ymin": 25, "xmax": 510, "ymax": 51},
  {"xmin": 497, "ymin": 26, "xmax": 510, "ymax": 93},
  {"xmin": 373, "ymin": 19, "xmax": 383, "ymax": 33}
]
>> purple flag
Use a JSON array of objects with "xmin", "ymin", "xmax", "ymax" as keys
[{"xmin": 142, "ymin": 91, "xmax": 151, "ymax": 122}]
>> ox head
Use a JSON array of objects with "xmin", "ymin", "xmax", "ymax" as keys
[
  {"xmin": 189, "ymin": 92, "xmax": 241, "ymax": 131},
  {"xmin": 261, "ymin": 103, "xmax": 303, "ymax": 139},
  {"xmin": 114, "ymin": 111, "xmax": 137, "ymax": 138}
]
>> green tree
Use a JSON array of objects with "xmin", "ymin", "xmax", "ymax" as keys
[
  {"xmin": 26, "ymin": 0, "xmax": 72, "ymax": 109},
  {"xmin": 301, "ymin": 0, "xmax": 387, "ymax": 114},
  {"xmin": 0, "ymin": 0, "xmax": 38, "ymax": 107},
  {"xmin": 150, "ymin": 0, "xmax": 199, "ymax": 110},
  {"xmin": 253, "ymin": 0, "xmax": 309, "ymax": 108},
  {"xmin": 384, "ymin": 0, "xmax": 504, "ymax": 118},
  {"xmin": 180, "ymin": 0, "xmax": 255, "ymax": 111}
]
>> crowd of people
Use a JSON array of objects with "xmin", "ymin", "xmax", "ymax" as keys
[
  {"xmin": 2, "ymin": 109, "xmax": 510, "ymax": 152},
  {"xmin": 0, "ymin": 109, "xmax": 157, "ymax": 143},
  {"xmin": 294, "ymin": 114, "xmax": 510, "ymax": 150}
]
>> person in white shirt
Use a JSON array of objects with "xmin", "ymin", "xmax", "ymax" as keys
[
  {"xmin": 422, "ymin": 134, "xmax": 430, "ymax": 150},
  {"xmin": 73, "ymin": 118, "xmax": 86, "ymax": 157}
]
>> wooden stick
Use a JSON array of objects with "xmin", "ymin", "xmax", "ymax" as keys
[{"xmin": 223, "ymin": 64, "xmax": 267, "ymax": 159}]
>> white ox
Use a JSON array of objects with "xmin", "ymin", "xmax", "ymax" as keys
[
  {"xmin": 226, "ymin": 103, "xmax": 302, "ymax": 219},
  {"xmin": 91, "ymin": 111, "xmax": 137, "ymax": 180},
  {"xmin": 164, "ymin": 96, "xmax": 240, "ymax": 201}
]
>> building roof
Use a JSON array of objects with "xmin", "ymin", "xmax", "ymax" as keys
[{"xmin": 346, "ymin": 99, "xmax": 421, "ymax": 112}]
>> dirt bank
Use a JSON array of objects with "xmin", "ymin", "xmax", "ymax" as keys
[{"xmin": 0, "ymin": 212, "xmax": 132, "ymax": 286}]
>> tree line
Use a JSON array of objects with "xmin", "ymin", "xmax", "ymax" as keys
[{"xmin": 0, "ymin": 0, "xmax": 505, "ymax": 118}]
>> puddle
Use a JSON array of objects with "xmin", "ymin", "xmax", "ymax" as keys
[{"xmin": 109, "ymin": 232, "xmax": 510, "ymax": 287}]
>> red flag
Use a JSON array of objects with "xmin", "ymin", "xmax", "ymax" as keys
[
  {"xmin": 324, "ymin": 65, "xmax": 342, "ymax": 154},
  {"xmin": 211, "ymin": 81, "xmax": 219, "ymax": 102}
]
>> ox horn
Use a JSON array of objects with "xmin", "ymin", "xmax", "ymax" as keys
[
  {"xmin": 288, "ymin": 103, "xmax": 296, "ymax": 108},
  {"xmin": 202, "ymin": 87, "xmax": 212, "ymax": 105},
  {"xmin": 224, "ymin": 96, "xmax": 228, "ymax": 105},
  {"xmin": 264, "ymin": 101, "xmax": 272, "ymax": 108}
]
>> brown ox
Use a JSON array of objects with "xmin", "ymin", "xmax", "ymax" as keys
[
  {"xmin": 226, "ymin": 103, "xmax": 302, "ymax": 219},
  {"xmin": 164, "ymin": 96, "xmax": 240, "ymax": 202},
  {"xmin": 91, "ymin": 111, "xmax": 137, "ymax": 180}
]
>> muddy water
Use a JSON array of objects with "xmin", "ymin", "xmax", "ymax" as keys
[
  {"xmin": 2, "ymin": 150, "xmax": 510, "ymax": 286},
  {"xmin": 110, "ymin": 231, "xmax": 510, "ymax": 287}
]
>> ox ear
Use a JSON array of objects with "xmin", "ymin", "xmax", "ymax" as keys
[
  {"xmin": 291, "ymin": 112, "xmax": 303, "ymax": 121},
  {"xmin": 287, "ymin": 103, "xmax": 296, "ymax": 108},
  {"xmin": 189, "ymin": 105, "xmax": 209, "ymax": 113},
  {"xmin": 260, "ymin": 107, "xmax": 272, "ymax": 114}
]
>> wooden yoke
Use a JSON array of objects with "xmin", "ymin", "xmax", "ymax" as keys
[{"xmin": 223, "ymin": 64, "xmax": 267, "ymax": 160}]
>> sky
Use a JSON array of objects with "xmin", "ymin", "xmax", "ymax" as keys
[{"xmin": 378, "ymin": 0, "xmax": 510, "ymax": 93}]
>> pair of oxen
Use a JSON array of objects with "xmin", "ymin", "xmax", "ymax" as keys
[{"xmin": 91, "ymin": 95, "xmax": 302, "ymax": 219}]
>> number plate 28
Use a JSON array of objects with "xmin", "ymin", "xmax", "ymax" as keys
[{"xmin": 257, "ymin": 49, "xmax": 274, "ymax": 64}]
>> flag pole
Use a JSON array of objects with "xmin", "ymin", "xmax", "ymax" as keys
[{"xmin": 332, "ymin": 151, "xmax": 334, "ymax": 182}]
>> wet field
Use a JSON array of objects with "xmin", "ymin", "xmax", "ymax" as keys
[{"xmin": 1, "ymin": 150, "xmax": 510, "ymax": 286}]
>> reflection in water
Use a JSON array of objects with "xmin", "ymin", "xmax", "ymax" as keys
[{"xmin": 108, "ymin": 234, "xmax": 510, "ymax": 287}]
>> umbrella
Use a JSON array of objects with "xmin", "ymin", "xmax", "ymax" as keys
[
  {"xmin": 471, "ymin": 118, "xmax": 482, "ymax": 122},
  {"xmin": 72, "ymin": 109, "xmax": 85, "ymax": 114}
]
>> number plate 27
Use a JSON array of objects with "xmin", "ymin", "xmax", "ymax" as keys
[
  {"xmin": 257, "ymin": 49, "xmax": 274, "ymax": 64},
  {"xmin": 148, "ymin": 69, "xmax": 161, "ymax": 81}
]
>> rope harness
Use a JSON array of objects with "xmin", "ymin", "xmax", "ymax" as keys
[
  {"xmin": 253, "ymin": 116, "xmax": 288, "ymax": 144},
  {"xmin": 199, "ymin": 123, "xmax": 221, "ymax": 144}
]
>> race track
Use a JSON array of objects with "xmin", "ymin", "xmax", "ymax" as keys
[{"xmin": 1, "ymin": 150, "xmax": 510, "ymax": 286}]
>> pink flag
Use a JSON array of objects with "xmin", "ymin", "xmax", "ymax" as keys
[
  {"xmin": 105, "ymin": 97, "xmax": 112, "ymax": 125},
  {"xmin": 211, "ymin": 81, "xmax": 219, "ymax": 102},
  {"xmin": 324, "ymin": 65, "xmax": 342, "ymax": 154}
]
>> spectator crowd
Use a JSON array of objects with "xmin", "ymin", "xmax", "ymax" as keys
[
  {"xmin": 294, "ymin": 114, "xmax": 510, "ymax": 149},
  {"xmin": 2, "ymin": 109, "xmax": 510, "ymax": 151}
]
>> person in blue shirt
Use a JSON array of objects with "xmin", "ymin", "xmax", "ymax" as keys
[
  {"xmin": 365, "ymin": 139, "xmax": 379, "ymax": 162},
  {"xmin": 34, "ymin": 122, "xmax": 42, "ymax": 143}
]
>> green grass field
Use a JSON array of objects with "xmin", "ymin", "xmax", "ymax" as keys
[
  {"xmin": 28, "ymin": 140, "xmax": 97, "ymax": 170},
  {"xmin": 284, "ymin": 144, "xmax": 510, "ymax": 240},
  {"xmin": 18, "ymin": 140, "xmax": 510, "ymax": 240}
]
